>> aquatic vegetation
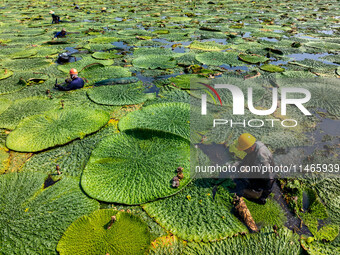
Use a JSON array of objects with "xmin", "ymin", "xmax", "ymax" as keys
[
  {"xmin": 184, "ymin": 226, "xmax": 301, "ymax": 254},
  {"xmin": 57, "ymin": 209, "xmax": 151, "ymax": 255},
  {"xmin": 119, "ymin": 102, "xmax": 190, "ymax": 140},
  {"xmin": 6, "ymin": 108, "xmax": 110, "ymax": 152},
  {"xmin": 0, "ymin": 68, "xmax": 13, "ymax": 80},
  {"xmin": 0, "ymin": 172, "xmax": 99, "ymax": 254},
  {"xmin": 81, "ymin": 130, "xmax": 191, "ymax": 204},
  {"xmin": 196, "ymin": 51, "xmax": 246, "ymax": 66},
  {"xmin": 143, "ymin": 179, "xmax": 248, "ymax": 242},
  {"xmin": 57, "ymin": 56, "xmax": 114, "ymax": 74},
  {"xmin": 239, "ymin": 53, "xmax": 269, "ymax": 64},
  {"xmin": 133, "ymin": 55, "xmax": 177, "ymax": 69},
  {"xmin": 11, "ymin": 48, "xmax": 37, "ymax": 59},
  {"xmin": 91, "ymin": 51, "xmax": 120, "ymax": 60},
  {"xmin": 0, "ymin": 145, "xmax": 9, "ymax": 174},
  {"xmin": 0, "ymin": 0, "xmax": 339, "ymax": 253},
  {"xmin": 87, "ymin": 82, "xmax": 154, "ymax": 106},
  {"xmin": 0, "ymin": 97, "xmax": 59, "ymax": 130},
  {"xmin": 22, "ymin": 126, "xmax": 117, "ymax": 177},
  {"xmin": 260, "ymin": 64, "xmax": 285, "ymax": 73},
  {"xmin": 244, "ymin": 198, "xmax": 287, "ymax": 227},
  {"xmin": 188, "ymin": 41, "xmax": 229, "ymax": 51}
]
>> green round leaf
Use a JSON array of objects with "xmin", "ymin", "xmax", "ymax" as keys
[
  {"xmin": 143, "ymin": 179, "xmax": 248, "ymax": 242},
  {"xmin": 88, "ymin": 37, "xmax": 118, "ymax": 43},
  {"xmin": 81, "ymin": 131, "xmax": 191, "ymax": 204},
  {"xmin": 168, "ymin": 74, "xmax": 202, "ymax": 89},
  {"xmin": 189, "ymin": 40, "xmax": 228, "ymax": 51},
  {"xmin": 184, "ymin": 226, "xmax": 301, "ymax": 254},
  {"xmin": 239, "ymin": 53, "xmax": 269, "ymax": 64},
  {"xmin": 87, "ymin": 83, "xmax": 154, "ymax": 106},
  {"xmin": 6, "ymin": 108, "xmax": 110, "ymax": 152},
  {"xmin": 81, "ymin": 65, "xmax": 132, "ymax": 86},
  {"xmin": 11, "ymin": 48, "xmax": 38, "ymax": 59},
  {"xmin": 118, "ymin": 102, "xmax": 190, "ymax": 140},
  {"xmin": 57, "ymin": 57, "xmax": 114, "ymax": 74},
  {"xmin": 0, "ymin": 97, "xmax": 59, "ymax": 130},
  {"xmin": 0, "ymin": 99, "xmax": 11, "ymax": 116},
  {"xmin": 153, "ymin": 29, "xmax": 169, "ymax": 34},
  {"xmin": 92, "ymin": 51, "xmax": 119, "ymax": 60},
  {"xmin": 57, "ymin": 209, "xmax": 151, "ymax": 255},
  {"xmin": 0, "ymin": 172, "xmax": 99, "ymax": 255},
  {"xmin": 306, "ymin": 41, "xmax": 340, "ymax": 51},
  {"xmin": 0, "ymin": 68, "xmax": 13, "ymax": 80},
  {"xmin": 260, "ymin": 64, "xmax": 285, "ymax": 73},
  {"xmin": 22, "ymin": 126, "xmax": 116, "ymax": 177},
  {"xmin": 196, "ymin": 51, "xmax": 246, "ymax": 66},
  {"xmin": 132, "ymin": 55, "xmax": 177, "ymax": 69}
]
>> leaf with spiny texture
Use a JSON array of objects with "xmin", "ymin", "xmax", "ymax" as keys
[
  {"xmin": 57, "ymin": 209, "xmax": 151, "ymax": 255},
  {"xmin": 81, "ymin": 130, "xmax": 192, "ymax": 204},
  {"xmin": 6, "ymin": 108, "xmax": 110, "ymax": 152},
  {"xmin": 0, "ymin": 172, "xmax": 99, "ymax": 255}
]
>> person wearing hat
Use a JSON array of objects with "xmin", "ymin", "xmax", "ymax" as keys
[
  {"xmin": 49, "ymin": 10, "xmax": 60, "ymax": 24},
  {"xmin": 54, "ymin": 28, "xmax": 67, "ymax": 38},
  {"xmin": 101, "ymin": 7, "xmax": 107, "ymax": 13},
  {"xmin": 236, "ymin": 133, "xmax": 275, "ymax": 205},
  {"xmin": 55, "ymin": 68, "xmax": 85, "ymax": 91}
]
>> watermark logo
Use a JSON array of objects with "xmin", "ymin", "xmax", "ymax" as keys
[
  {"xmin": 201, "ymin": 84, "xmax": 311, "ymax": 116},
  {"xmin": 190, "ymin": 76, "xmax": 339, "ymax": 180}
]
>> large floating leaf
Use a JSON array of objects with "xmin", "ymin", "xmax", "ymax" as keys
[
  {"xmin": 276, "ymin": 71, "xmax": 316, "ymax": 78},
  {"xmin": 245, "ymin": 198, "xmax": 287, "ymax": 227},
  {"xmin": 0, "ymin": 74, "xmax": 26, "ymax": 95},
  {"xmin": 0, "ymin": 99, "xmax": 11, "ymax": 116},
  {"xmin": 132, "ymin": 55, "xmax": 177, "ymax": 69},
  {"xmin": 118, "ymin": 102, "xmax": 190, "ymax": 140},
  {"xmin": 260, "ymin": 64, "xmax": 285, "ymax": 73},
  {"xmin": 94, "ymin": 77, "xmax": 140, "ymax": 86},
  {"xmin": 81, "ymin": 65, "xmax": 132, "ymax": 85},
  {"xmin": 287, "ymin": 59, "xmax": 337, "ymax": 75},
  {"xmin": 278, "ymin": 78, "xmax": 340, "ymax": 117},
  {"xmin": 0, "ymin": 68, "xmax": 13, "ymax": 80},
  {"xmin": 133, "ymin": 47, "xmax": 173, "ymax": 57},
  {"xmin": 320, "ymin": 54, "xmax": 340, "ymax": 65},
  {"xmin": 3, "ymin": 58, "xmax": 52, "ymax": 71},
  {"xmin": 88, "ymin": 36, "xmax": 118, "ymax": 43},
  {"xmin": 57, "ymin": 57, "xmax": 114, "ymax": 73},
  {"xmin": 306, "ymin": 41, "xmax": 340, "ymax": 51},
  {"xmin": 310, "ymin": 178, "xmax": 340, "ymax": 225},
  {"xmin": 92, "ymin": 51, "xmax": 120, "ymax": 60},
  {"xmin": 22, "ymin": 126, "xmax": 116, "ymax": 177},
  {"xmin": 196, "ymin": 51, "xmax": 246, "ymax": 66},
  {"xmin": 239, "ymin": 53, "xmax": 269, "ymax": 64},
  {"xmin": 11, "ymin": 48, "xmax": 37, "ymax": 59},
  {"xmin": 6, "ymin": 108, "xmax": 110, "ymax": 152},
  {"xmin": 81, "ymin": 131, "xmax": 191, "ymax": 204},
  {"xmin": 188, "ymin": 40, "xmax": 228, "ymax": 51},
  {"xmin": 143, "ymin": 179, "xmax": 248, "ymax": 242},
  {"xmin": 301, "ymin": 236, "xmax": 340, "ymax": 255},
  {"xmin": 84, "ymin": 43, "xmax": 116, "ymax": 52},
  {"xmin": 57, "ymin": 209, "xmax": 151, "ymax": 255},
  {"xmin": 87, "ymin": 83, "xmax": 154, "ymax": 106},
  {"xmin": 184, "ymin": 226, "xmax": 301, "ymax": 254},
  {"xmin": 175, "ymin": 52, "xmax": 201, "ymax": 66},
  {"xmin": 168, "ymin": 74, "xmax": 202, "ymax": 89},
  {"xmin": 0, "ymin": 97, "xmax": 59, "ymax": 130},
  {"xmin": 0, "ymin": 172, "xmax": 99, "ymax": 255}
]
